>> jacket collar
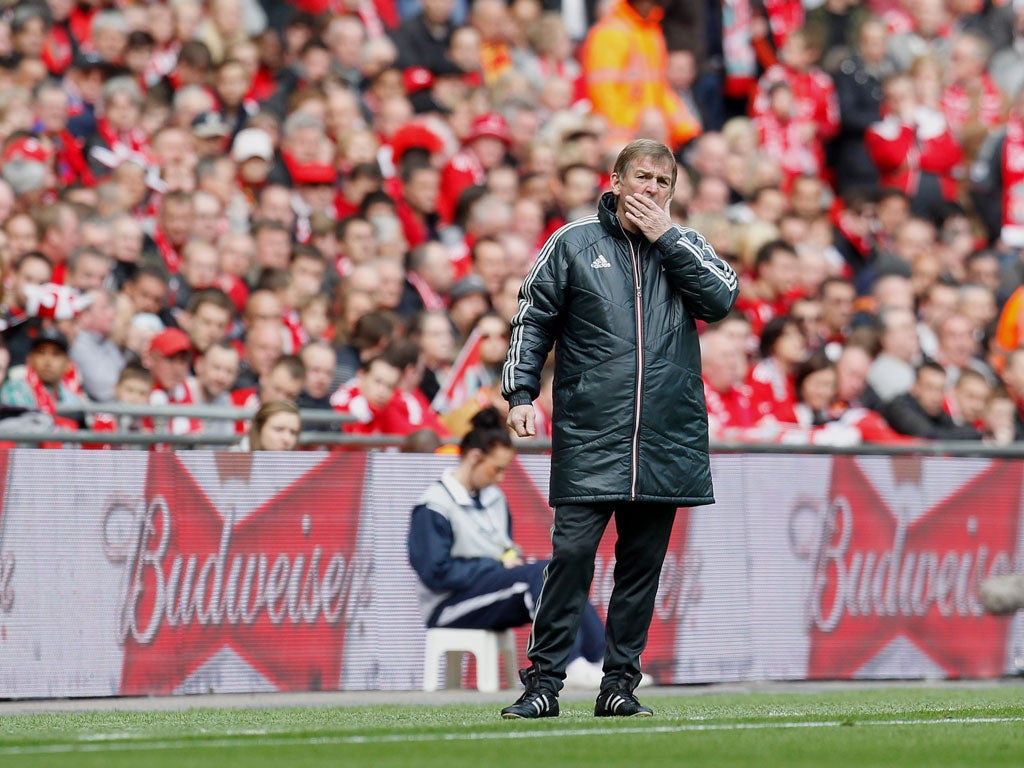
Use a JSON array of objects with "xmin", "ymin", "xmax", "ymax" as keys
[
  {"xmin": 598, "ymin": 191, "xmax": 627, "ymax": 238},
  {"xmin": 599, "ymin": 190, "xmax": 648, "ymax": 247},
  {"xmin": 439, "ymin": 470, "xmax": 502, "ymax": 509}
]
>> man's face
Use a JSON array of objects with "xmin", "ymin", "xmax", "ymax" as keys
[
  {"xmin": 29, "ymin": 342, "xmax": 69, "ymax": 386},
  {"xmin": 360, "ymin": 359, "xmax": 401, "ymax": 408},
  {"xmin": 284, "ymin": 126, "xmax": 323, "ymax": 164},
  {"xmin": 81, "ymin": 290, "xmax": 116, "ymax": 336},
  {"xmin": 476, "ymin": 316, "xmax": 509, "ymax": 366},
  {"xmin": 473, "ymin": 241, "xmax": 507, "ymax": 295},
  {"xmin": 257, "ymin": 189, "xmax": 295, "ymax": 228},
  {"xmin": 196, "ymin": 346, "xmax": 240, "ymax": 398},
  {"xmin": 160, "ymin": 199, "xmax": 194, "ymax": 245},
  {"xmin": 245, "ymin": 293, "xmax": 283, "ymax": 329},
  {"xmin": 470, "ymin": 136, "xmax": 507, "ymax": 170},
  {"xmin": 245, "ymin": 325, "xmax": 284, "ymax": 376},
  {"xmin": 255, "ymin": 229, "xmax": 291, "ymax": 269},
  {"xmin": 128, "ymin": 274, "xmax": 168, "ymax": 314},
  {"xmin": 611, "ymin": 155, "xmax": 675, "ymax": 214},
  {"xmin": 821, "ymin": 283, "xmax": 855, "ymax": 332},
  {"xmin": 188, "ymin": 303, "xmax": 231, "ymax": 352},
  {"xmin": 115, "ymin": 377, "xmax": 152, "ymax": 404},
  {"xmin": 216, "ymin": 62, "xmax": 249, "ymax": 106},
  {"xmin": 260, "ymin": 366, "xmax": 303, "ymax": 403},
  {"xmin": 404, "ymin": 167, "xmax": 440, "ymax": 214},
  {"xmin": 912, "ymin": 368, "xmax": 947, "ymax": 416},
  {"xmin": 418, "ymin": 245, "xmax": 453, "ymax": 293},
  {"xmin": 422, "ymin": 0, "xmax": 454, "ymax": 24},
  {"xmin": 956, "ymin": 376, "xmax": 990, "ymax": 423},
  {"xmin": 763, "ymin": 251, "xmax": 800, "ymax": 298},
  {"xmin": 182, "ymin": 249, "xmax": 219, "ymax": 289},
  {"xmin": 342, "ymin": 220, "xmax": 377, "ymax": 264},
  {"xmin": 35, "ymin": 88, "xmax": 69, "ymax": 134},
  {"xmin": 420, "ymin": 314, "xmax": 456, "ymax": 364},
  {"xmin": 939, "ymin": 315, "xmax": 977, "ymax": 366},
  {"xmin": 12, "ymin": 257, "xmax": 51, "ymax": 306},
  {"xmin": 289, "ymin": 257, "xmax": 325, "ymax": 301},
  {"xmin": 836, "ymin": 348, "xmax": 870, "ymax": 402},
  {"xmin": 560, "ymin": 167, "xmax": 599, "ymax": 212},
  {"xmin": 220, "ymin": 234, "xmax": 255, "ymax": 277},
  {"xmin": 149, "ymin": 350, "xmax": 191, "ymax": 390},
  {"xmin": 301, "ymin": 346, "xmax": 335, "ymax": 399},
  {"xmin": 5, "ymin": 215, "xmax": 39, "ymax": 257},
  {"xmin": 105, "ymin": 91, "xmax": 140, "ymax": 132},
  {"xmin": 68, "ymin": 254, "xmax": 109, "ymax": 291}
]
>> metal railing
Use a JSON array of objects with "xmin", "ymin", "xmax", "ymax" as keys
[{"xmin": 0, "ymin": 402, "xmax": 1008, "ymax": 456}]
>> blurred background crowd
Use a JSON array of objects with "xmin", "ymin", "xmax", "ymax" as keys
[{"xmin": 0, "ymin": 0, "xmax": 1022, "ymax": 448}]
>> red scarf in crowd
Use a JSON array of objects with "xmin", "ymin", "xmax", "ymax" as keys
[
  {"xmin": 1001, "ymin": 114, "xmax": 1024, "ymax": 246},
  {"xmin": 406, "ymin": 271, "xmax": 446, "ymax": 312},
  {"xmin": 26, "ymin": 365, "xmax": 82, "ymax": 416},
  {"xmin": 95, "ymin": 117, "xmax": 149, "ymax": 158},
  {"xmin": 151, "ymin": 225, "xmax": 182, "ymax": 274}
]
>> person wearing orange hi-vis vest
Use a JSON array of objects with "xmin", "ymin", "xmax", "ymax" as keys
[{"xmin": 581, "ymin": 0, "xmax": 701, "ymax": 153}]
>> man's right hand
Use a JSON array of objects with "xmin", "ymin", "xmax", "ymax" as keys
[{"xmin": 507, "ymin": 404, "xmax": 536, "ymax": 437}]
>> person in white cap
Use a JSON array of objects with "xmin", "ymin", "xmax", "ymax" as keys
[{"xmin": 232, "ymin": 127, "xmax": 275, "ymax": 202}]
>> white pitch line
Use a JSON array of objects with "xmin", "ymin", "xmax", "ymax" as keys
[{"xmin": 1, "ymin": 716, "xmax": 1022, "ymax": 756}]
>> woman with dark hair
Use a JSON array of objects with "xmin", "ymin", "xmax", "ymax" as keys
[
  {"xmin": 747, "ymin": 314, "xmax": 807, "ymax": 422},
  {"xmin": 408, "ymin": 407, "xmax": 606, "ymax": 688},
  {"xmin": 792, "ymin": 350, "xmax": 838, "ymax": 427}
]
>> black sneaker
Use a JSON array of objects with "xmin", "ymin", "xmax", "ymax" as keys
[
  {"xmin": 594, "ymin": 687, "xmax": 653, "ymax": 717},
  {"xmin": 500, "ymin": 668, "xmax": 559, "ymax": 719}
]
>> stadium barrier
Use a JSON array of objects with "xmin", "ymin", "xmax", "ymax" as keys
[{"xmin": 0, "ymin": 446, "xmax": 1020, "ymax": 699}]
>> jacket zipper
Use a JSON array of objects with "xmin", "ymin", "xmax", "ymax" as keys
[{"xmin": 629, "ymin": 241, "xmax": 644, "ymax": 500}]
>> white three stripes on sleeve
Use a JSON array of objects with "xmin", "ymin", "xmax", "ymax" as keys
[{"xmin": 502, "ymin": 216, "xmax": 598, "ymax": 395}]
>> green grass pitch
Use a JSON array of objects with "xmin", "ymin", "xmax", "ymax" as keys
[{"xmin": 1, "ymin": 685, "xmax": 1022, "ymax": 767}]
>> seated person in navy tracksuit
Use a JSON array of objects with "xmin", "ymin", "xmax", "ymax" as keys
[{"xmin": 408, "ymin": 407, "xmax": 606, "ymax": 688}]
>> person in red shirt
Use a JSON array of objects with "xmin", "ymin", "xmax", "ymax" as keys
[
  {"xmin": 941, "ymin": 30, "xmax": 1007, "ymax": 157},
  {"xmin": 32, "ymin": 81, "xmax": 94, "ymax": 187},
  {"xmin": 701, "ymin": 327, "xmax": 758, "ymax": 436},
  {"xmin": 88, "ymin": 364, "xmax": 156, "ymax": 446},
  {"xmin": 330, "ymin": 353, "xmax": 404, "ymax": 435},
  {"xmin": 755, "ymin": 80, "xmax": 825, "ymax": 187},
  {"xmin": 378, "ymin": 339, "xmax": 450, "ymax": 438},
  {"xmin": 865, "ymin": 72, "xmax": 963, "ymax": 217},
  {"xmin": 750, "ymin": 27, "xmax": 840, "ymax": 153},
  {"xmin": 437, "ymin": 112, "xmax": 510, "ymax": 224},
  {"xmin": 230, "ymin": 354, "xmax": 305, "ymax": 434},
  {"xmin": 142, "ymin": 327, "xmax": 202, "ymax": 435},
  {"xmin": 747, "ymin": 315, "xmax": 805, "ymax": 423},
  {"xmin": 734, "ymin": 239, "xmax": 802, "ymax": 340}
]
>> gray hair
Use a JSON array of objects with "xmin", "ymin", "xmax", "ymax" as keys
[
  {"xmin": 1, "ymin": 160, "xmax": 47, "ymax": 195},
  {"xmin": 282, "ymin": 111, "xmax": 325, "ymax": 139},
  {"xmin": 100, "ymin": 76, "xmax": 143, "ymax": 111},
  {"xmin": 92, "ymin": 9, "xmax": 129, "ymax": 35}
]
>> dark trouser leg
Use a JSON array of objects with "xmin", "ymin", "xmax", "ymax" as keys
[
  {"xmin": 603, "ymin": 502, "xmax": 677, "ymax": 687},
  {"xmin": 526, "ymin": 503, "xmax": 613, "ymax": 691},
  {"xmin": 429, "ymin": 562, "xmax": 546, "ymax": 629},
  {"xmin": 572, "ymin": 601, "xmax": 606, "ymax": 664}
]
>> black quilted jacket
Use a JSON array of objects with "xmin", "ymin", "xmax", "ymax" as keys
[{"xmin": 502, "ymin": 192, "xmax": 739, "ymax": 506}]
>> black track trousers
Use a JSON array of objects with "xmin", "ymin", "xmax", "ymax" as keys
[{"xmin": 525, "ymin": 501, "xmax": 677, "ymax": 691}]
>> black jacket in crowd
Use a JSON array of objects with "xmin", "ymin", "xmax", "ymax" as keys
[{"xmin": 881, "ymin": 393, "xmax": 983, "ymax": 441}]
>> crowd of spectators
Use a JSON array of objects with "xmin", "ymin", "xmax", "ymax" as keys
[{"xmin": 0, "ymin": 0, "xmax": 1022, "ymax": 449}]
